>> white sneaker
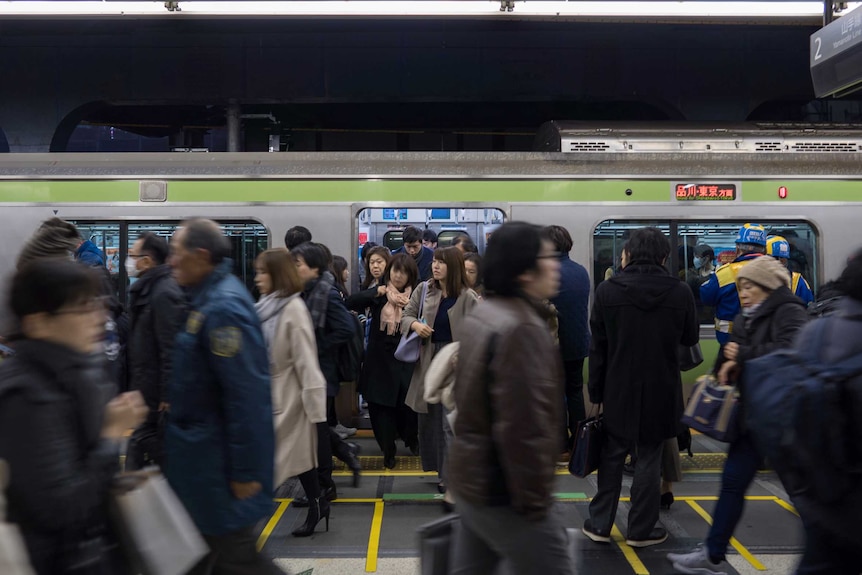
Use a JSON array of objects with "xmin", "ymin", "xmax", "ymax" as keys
[
  {"xmin": 668, "ymin": 543, "xmax": 729, "ymax": 575},
  {"xmin": 334, "ymin": 423, "xmax": 357, "ymax": 439}
]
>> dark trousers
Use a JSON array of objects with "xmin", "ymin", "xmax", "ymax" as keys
[
  {"xmin": 326, "ymin": 396, "xmax": 338, "ymax": 427},
  {"xmin": 368, "ymin": 400, "xmax": 418, "ymax": 459},
  {"xmin": 315, "ymin": 422, "xmax": 335, "ymax": 491},
  {"xmin": 450, "ymin": 497, "xmax": 575, "ymax": 575},
  {"xmin": 797, "ymin": 519, "xmax": 862, "ymax": 574},
  {"xmin": 588, "ymin": 433, "xmax": 663, "ymax": 540},
  {"xmin": 562, "ymin": 359, "xmax": 586, "ymax": 452},
  {"xmin": 189, "ymin": 525, "xmax": 284, "ymax": 575},
  {"xmin": 706, "ymin": 434, "xmax": 761, "ymax": 561}
]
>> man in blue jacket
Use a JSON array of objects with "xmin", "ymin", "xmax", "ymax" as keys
[
  {"xmin": 393, "ymin": 225, "xmax": 434, "ymax": 281},
  {"xmin": 543, "ymin": 225, "xmax": 591, "ymax": 456},
  {"xmin": 700, "ymin": 223, "xmax": 766, "ymax": 347},
  {"xmin": 166, "ymin": 218, "xmax": 280, "ymax": 575}
]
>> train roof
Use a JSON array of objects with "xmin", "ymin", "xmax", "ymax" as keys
[{"xmin": 2, "ymin": 150, "xmax": 862, "ymax": 178}]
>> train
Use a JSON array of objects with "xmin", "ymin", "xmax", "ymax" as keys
[{"xmin": 2, "ymin": 123, "xmax": 862, "ymax": 382}]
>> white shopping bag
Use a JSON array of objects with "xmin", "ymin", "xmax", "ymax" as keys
[{"xmin": 112, "ymin": 470, "xmax": 208, "ymax": 575}]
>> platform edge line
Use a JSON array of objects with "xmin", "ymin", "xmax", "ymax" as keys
[{"xmin": 365, "ymin": 500, "xmax": 385, "ymax": 573}]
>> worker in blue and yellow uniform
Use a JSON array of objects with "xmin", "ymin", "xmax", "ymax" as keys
[
  {"xmin": 766, "ymin": 235, "xmax": 814, "ymax": 306},
  {"xmin": 165, "ymin": 218, "xmax": 282, "ymax": 575},
  {"xmin": 700, "ymin": 223, "xmax": 767, "ymax": 346}
]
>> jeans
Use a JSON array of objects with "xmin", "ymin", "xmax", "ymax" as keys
[{"xmin": 706, "ymin": 434, "xmax": 761, "ymax": 561}]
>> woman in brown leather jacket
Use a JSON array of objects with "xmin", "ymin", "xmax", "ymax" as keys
[{"xmin": 447, "ymin": 222, "xmax": 574, "ymax": 575}]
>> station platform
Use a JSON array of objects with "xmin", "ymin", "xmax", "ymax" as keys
[{"xmin": 256, "ymin": 432, "xmax": 803, "ymax": 575}]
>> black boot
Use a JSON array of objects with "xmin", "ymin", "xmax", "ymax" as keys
[
  {"xmin": 291, "ymin": 497, "xmax": 331, "ymax": 537},
  {"xmin": 293, "ymin": 485, "xmax": 336, "ymax": 508},
  {"xmin": 335, "ymin": 441, "xmax": 362, "ymax": 487}
]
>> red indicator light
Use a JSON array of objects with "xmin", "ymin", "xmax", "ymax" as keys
[{"xmin": 778, "ymin": 186, "xmax": 788, "ymax": 199}]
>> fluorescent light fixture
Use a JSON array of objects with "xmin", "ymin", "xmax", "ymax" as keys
[{"xmin": 1, "ymin": 1, "xmax": 858, "ymax": 18}]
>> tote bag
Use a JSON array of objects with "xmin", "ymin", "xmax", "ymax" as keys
[
  {"xmin": 394, "ymin": 281, "xmax": 428, "ymax": 363},
  {"xmin": 681, "ymin": 375, "xmax": 740, "ymax": 443},
  {"xmin": 110, "ymin": 470, "xmax": 208, "ymax": 575}
]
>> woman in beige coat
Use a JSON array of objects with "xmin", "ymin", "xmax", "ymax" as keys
[
  {"xmin": 254, "ymin": 248, "xmax": 329, "ymax": 538},
  {"xmin": 402, "ymin": 247, "xmax": 479, "ymax": 496}
]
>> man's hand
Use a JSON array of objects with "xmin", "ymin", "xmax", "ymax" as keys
[{"xmin": 230, "ymin": 481, "xmax": 262, "ymax": 500}]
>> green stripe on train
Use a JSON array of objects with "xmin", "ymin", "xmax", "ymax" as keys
[{"xmin": 0, "ymin": 179, "xmax": 858, "ymax": 203}]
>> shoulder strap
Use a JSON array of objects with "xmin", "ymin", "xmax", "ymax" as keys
[{"xmin": 418, "ymin": 281, "xmax": 428, "ymax": 318}]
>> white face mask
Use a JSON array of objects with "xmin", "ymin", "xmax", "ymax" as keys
[
  {"xmin": 125, "ymin": 257, "xmax": 140, "ymax": 278},
  {"xmin": 693, "ymin": 257, "xmax": 703, "ymax": 269}
]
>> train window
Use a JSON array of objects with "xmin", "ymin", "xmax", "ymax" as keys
[
  {"xmin": 594, "ymin": 219, "xmax": 818, "ymax": 326},
  {"xmin": 437, "ymin": 231, "xmax": 469, "ymax": 248},
  {"xmin": 382, "ymin": 230, "xmax": 404, "ymax": 252},
  {"xmin": 69, "ymin": 220, "xmax": 268, "ymax": 303}
]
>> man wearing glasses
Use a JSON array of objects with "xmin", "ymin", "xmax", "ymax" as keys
[{"xmin": 125, "ymin": 232, "xmax": 185, "ymax": 470}]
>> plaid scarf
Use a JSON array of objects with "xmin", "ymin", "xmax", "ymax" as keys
[{"xmin": 306, "ymin": 270, "xmax": 335, "ymax": 330}]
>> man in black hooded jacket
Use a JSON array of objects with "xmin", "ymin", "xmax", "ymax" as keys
[{"xmin": 583, "ymin": 227, "xmax": 698, "ymax": 549}]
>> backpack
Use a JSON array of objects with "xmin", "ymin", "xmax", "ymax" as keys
[
  {"xmin": 743, "ymin": 319, "xmax": 862, "ymax": 504},
  {"xmin": 337, "ymin": 312, "xmax": 365, "ymax": 383}
]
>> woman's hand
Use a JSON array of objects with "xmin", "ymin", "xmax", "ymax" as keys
[
  {"xmin": 411, "ymin": 321, "xmax": 434, "ymax": 338},
  {"xmin": 717, "ymin": 360, "xmax": 738, "ymax": 385},
  {"xmin": 377, "ymin": 285, "xmax": 387, "ymax": 296},
  {"xmin": 101, "ymin": 391, "xmax": 148, "ymax": 440},
  {"xmin": 723, "ymin": 342, "xmax": 740, "ymax": 361}
]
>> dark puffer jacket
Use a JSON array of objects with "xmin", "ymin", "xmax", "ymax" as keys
[
  {"xmin": 0, "ymin": 340, "xmax": 119, "ymax": 575},
  {"xmin": 448, "ymin": 297, "xmax": 562, "ymax": 521}
]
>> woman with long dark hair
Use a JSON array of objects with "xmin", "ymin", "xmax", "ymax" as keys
[
  {"xmin": 402, "ymin": 247, "xmax": 479, "ymax": 495},
  {"xmin": 346, "ymin": 253, "xmax": 420, "ymax": 468}
]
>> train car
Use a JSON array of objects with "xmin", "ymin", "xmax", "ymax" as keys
[{"xmin": 1, "ymin": 124, "xmax": 862, "ymax": 383}]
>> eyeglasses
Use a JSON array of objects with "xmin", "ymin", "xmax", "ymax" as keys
[
  {"xmin": 128, "ymin": 254, "xmax": 148, "ymax": 259},
  {"xmin": 52, "ymin": 296, "xmax": 110, "ymax": 316},
  {"xmin": 537, "ymin": 252, "xmax": 562, "ymax": 260}
]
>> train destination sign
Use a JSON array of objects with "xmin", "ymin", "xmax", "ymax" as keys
[{"xmin": 674, "ymin": 183, "xmax": 737, "ymax": 201}]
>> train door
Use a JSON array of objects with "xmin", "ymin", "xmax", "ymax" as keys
[{"xmin": 354, "ymin": 206, "xmax": 505, "ymax": 290}]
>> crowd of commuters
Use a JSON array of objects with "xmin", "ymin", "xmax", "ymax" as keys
[{"xmin": 0, "ymin": 216, "xmax": 858, "ymax": 575}]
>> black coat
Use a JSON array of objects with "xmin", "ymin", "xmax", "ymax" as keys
[
  {"xmin": 588, "ymin": 264, "xmax": 699, "ymax": 445},
  {"xmin": 301, "ymin": 279, "xmax": 355, "ymax": 396},
  {"xmin": 790, "ymin": 297, "xmax": 862, "ymax": 547},
  {"xmin": 346, "ymin": 287, "xmax": 414, "ymax": 407},
  {"xmin": 0, "ymin": 340, "xmax": 120, "ymax": 575},
  {"xmin": 127, "ymin": 265, "xmax": 186, "ymax": 411},
  {"xmin": 722, "ymin": 285, "xmax": 809, "ymax": 393}
]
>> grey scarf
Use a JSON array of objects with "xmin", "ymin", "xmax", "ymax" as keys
[
  {"xmin": 255, "ymin": 292, "xmax": 292, "ymax": 353},
  {"xmin": 306, "ymin": 271, "xmax": 335, "ymax": 330}
]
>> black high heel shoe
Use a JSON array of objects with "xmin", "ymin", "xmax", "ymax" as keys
[
  {"xmin": 292, "ymin": 497, "xmax": 331, "ymax": 537},
  {"xmin": 660, "ymin": 492, "xmax": 674, "ymax": 510}
]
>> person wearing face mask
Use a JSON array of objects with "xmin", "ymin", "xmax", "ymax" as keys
[{"xmin": 125, "ymin": 232, "xmax": 185, "ymax": 469}]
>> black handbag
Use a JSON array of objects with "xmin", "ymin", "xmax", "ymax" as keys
[
  {"xmin": 568, "ymin": 413, "xmax": 604, "ymax": 478},
  {"xmin": 417, "ymin": 514, "xmax": 459, "ymax": 575},
  {"xmin": 679, "ymin": 343, "xmax": 704, "ymax": 372}
]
